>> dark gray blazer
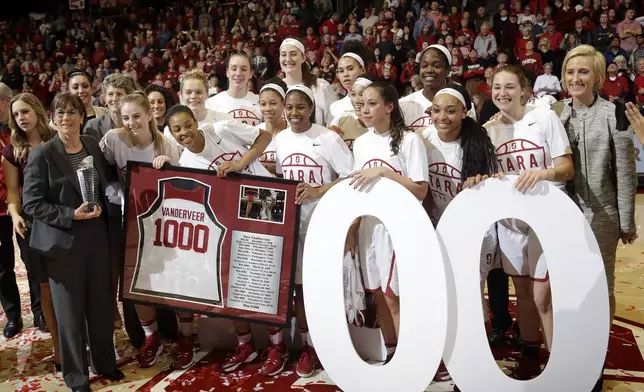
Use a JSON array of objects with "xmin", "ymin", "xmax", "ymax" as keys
[
  {"xmin": 22, "ymin": 134, "xmax": 113, "ymax": 260},
  {"xmin": 83, "ymin": 113, "xmax": 115, "ymax": 142}
]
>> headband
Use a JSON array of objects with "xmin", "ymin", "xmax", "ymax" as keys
[
  {"xmin": 434, "ymin": 88, "xmax": 467, "ymax": 109},
  {"xmin": 286, "ymin": 84, "xmax": 315, "ymax": 105},
  {"xmin": 339, "ymin": 52, "xmax": 365, "ymax": 68},
  {"xmin": 260, "ymin": 83, "xmax": 286, "ymax": 99},
  {"xmin": 280, "ymin": 38, "xmax": 305, "ymax": 55},
  {"xmin": 422, "ymin": 44, "xmax": 452, "ymax": 66},
  {"xmin": 354, "ymin": 77, "xmax": 373, "ymax": 88},
  {"xmin": 68, "ymin": 70, "xmax": 88, "ymax": 79}
]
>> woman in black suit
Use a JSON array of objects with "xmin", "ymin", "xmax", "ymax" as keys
[{"xmin": 22, "ymin": 93, "xmax": 124, "ymax": 392}]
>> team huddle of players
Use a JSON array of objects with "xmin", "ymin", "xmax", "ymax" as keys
[{"xmin": 105, "ymin": 36, "xmax": 627, "ymax": 390}]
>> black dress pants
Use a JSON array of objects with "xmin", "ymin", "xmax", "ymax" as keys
[
  {"xmin": 47, "ymin": 219, "xmax": 117, "ymax": 390},
  {"xmin": 0, "ymin": 215, "xmax": 41, "ymax": 321}
]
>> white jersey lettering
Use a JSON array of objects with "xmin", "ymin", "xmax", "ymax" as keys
[
  {"xmin": 361, "ymin": 158, "xmax": 402, "ymax": 174},
  {"xmin": 428, "ymin": 162, "xmax": 463, "ymax": 202},
  {"xmin": 281, "ymin": 153, "xmax": 325, "ymax": 186},
  {"xmin": 495, "ymin": 138, "xmax": 546, "ymax": 174}
]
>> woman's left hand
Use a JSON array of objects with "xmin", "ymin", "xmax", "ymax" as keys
[
  {"xmin": 515, "ymin": 170, "xmax": 548, "ymax": 192},
  {"xmin": 621, "ymin": 231, "xmax": 638, "ymax": 245},
  {"xmin": 217, "ymin": 161, "xmax": 244, "ymax": 177},
  {"xmin": 349, "ymin": 167, "xmax": 385, "ymax": 191},
  {"xmin": 295, "ymin": 182, "xmax": 321, "ymax": 204},
  {"xmin": 152, "ymin": 155, "xmax": 172, "ymax": 169},
  {"xmin": 626, "ymin": 102, "xmax": 644, "ymax": 143}
]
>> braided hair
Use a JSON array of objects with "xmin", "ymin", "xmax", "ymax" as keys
[{"xmin": 442, "ymin": 84, "xmax": 498, "ymax": 180}]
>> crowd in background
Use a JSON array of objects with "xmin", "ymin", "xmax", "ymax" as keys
[
  {"xmin": 0, "ymin": 1, "xmax": 643, "ymax": 392},
  {"xmin": 1, "ymin": 0, "xmax": 643, "ymax": 117}
]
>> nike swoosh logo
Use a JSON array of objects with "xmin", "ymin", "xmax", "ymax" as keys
[
  {"xmin": 313, "ymin": 143, "xmax": 321, "ymax": 146},
  {"xmin": 528, "ymin": 122, "xmax": 536, "ymax": 126}
]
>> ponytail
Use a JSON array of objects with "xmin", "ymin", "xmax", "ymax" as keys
[
  {"xmin": 459, "ymin": 116, "xmax": 498, "ymax": 181},
  {"xmin": 301, "ymin": 62, "xmax": 317, "ymax": 89}
]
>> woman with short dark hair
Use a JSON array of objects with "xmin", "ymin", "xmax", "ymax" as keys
[{"xmin": 22, "ymin": 93, "xmax": 124, "ymax": 392}]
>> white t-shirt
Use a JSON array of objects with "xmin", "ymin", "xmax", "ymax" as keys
[
  {"xmin": 353, "ymin": 129, "xmax": 429, "ymax": 187},
  {"xmin": 329, "ymin": 95, "xmax": 354, "ymax": 125},
  {"xmin": 205, "ymin": 91, "xmax": 261, "ymax": 126},
  {"xmin": 178, "ymin": 121, "xmax": 272, "ymax": 177},
  {"xmin": 400, "ymin": 89, "xmax": 477, "ymax": 129},
  {"xmin": 275, "ymin": 123, "xmax": 354, "ymax": 232},
  {"xmin": 484, "ymin": 106, "xmax": 571, "ymax": 188},
  {"xmin": 285, "ymin": 78, "xmax": 337, "ymax": 126},
  {"xmin": 399, "ymin": 90, "xmax": 432, "ymax": 130},
  {"xmin": 164, "ymin": 108, "xmax": 234, "ymax": 153},
  {"xmin": 421, "ymin": 125, "xmax": 464, "ymax": 222},
  {"xmin": 100, "ymin": 129, "xmax": 180, "ymax": 184},
  {"xmin": 485, "ymin": 106, "xmax": 572, "ymax": 233}
]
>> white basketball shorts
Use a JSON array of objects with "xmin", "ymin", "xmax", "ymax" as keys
[
  {"xmin": 498, "ymin": 219, "xmax": 547, "ymax": 281},
  {"xmin": 480, "ymin": 224, "xmax": 502, "ymax": 282},
  {"xmin": 358, "ymin": 216, "xmax": 399, "ymax": 297}
]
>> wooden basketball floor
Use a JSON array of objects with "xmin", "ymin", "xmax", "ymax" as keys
[{"xmin": 2, "ymin": 196, "xmax": 644, "ymax": 391}]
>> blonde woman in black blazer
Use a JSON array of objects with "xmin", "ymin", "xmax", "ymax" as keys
[{"xmin": 22, "ymin": 93, "xmax": 124, "ymax": 392}]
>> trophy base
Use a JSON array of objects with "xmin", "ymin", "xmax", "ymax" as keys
[{"xmin": 83, "ymin": 201, "xmax": 100, "ymax": 213}]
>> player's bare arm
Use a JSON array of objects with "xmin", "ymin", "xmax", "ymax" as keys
[
  {"xmin": 217, "ymin": 129, "xmax": 273, "ymax": 177},
  {"xmin": 295, "ymin": 176, "xmax": 347, "ymax": 205},
  {"xmin": 345, "ymin": 217, "xmax": 362, "ymax": 257},
  {"xmin": 515, "ymin": 155, "xmax": 573, "ymax": 192},
  {"xmin": 350, "ymin": 167, "xmax": 428, "ymax": 201},
  {"xmin": 218, "ymin": 129, "xmax": 272, "ymax": 177}
]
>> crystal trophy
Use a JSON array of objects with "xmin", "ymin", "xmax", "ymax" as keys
[{"xmin": 76, "ymin": 155, "xmax": 97, "ymax": 212}]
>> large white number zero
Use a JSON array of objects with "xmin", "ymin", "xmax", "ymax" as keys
[
  {"xmin": 439, "ymin": 177, "xmax": 609, "ymax": 391},
  {"xmin": 303, "ymin": 176, "xmax": 609, "ymax": 392},
  {"xmin": 303, "ymin": 177, "xmax": 448, "ymax": 392}
]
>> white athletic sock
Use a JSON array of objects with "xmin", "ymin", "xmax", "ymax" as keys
[
  {"xmin": 269, "ymin": 330, "xmax": 284, "ymax": 345},
  {"xmin": 141, "ymin": 320, "xmax": 157, "ymax": 338},
  {"xmin": 238, "ymin": 332, "xmax": 253, "ymax": 344},
  {"xmin": 179, "ymin": 317, "xmax": 194, "ymax": 337}
]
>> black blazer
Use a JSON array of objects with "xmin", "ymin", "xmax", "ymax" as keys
[{"xmin": 22, "ymin": 134, "xmax": 113, "ymax": 260}]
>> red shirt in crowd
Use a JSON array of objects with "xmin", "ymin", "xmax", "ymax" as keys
[
  {"xmin": 601, "ymin": 75, "xmax": 630, "ymax": 99},
  {"xmin": 456, "ymin": 28, "xmax": 476, "ymax": 41},
  {"xmin": 374, "ymin": 21, "xmax": 390, "ymax": 37},
  {"xmin": 555, "ymin": 7, "xmax": 577, "ymax": 32},
  {"xmin": 416, "ymin": 34, "xmax": 436, "ymax": 52},
  {"xmin": 476, "ymin": 81, "xmax": 492, "ymax": 99},
  {"xmin": 519, "ymin": 52, "xmax": 543, "ymax": 76},
  {"xmin": 634, "ymin": 75, "xmax": 644, "ymax": 103},
  {"xmin": 400, "ymin": 62, "xmax": 416, "ymax": 85},
  {"xmin": 544, "ymin": 30, "xmax": 564, "ymax": 51},
  {"xmin": 463, "ymin": 58, "xmax": 485, "ymax": 80},
  {"xmin": 515, "ymin": 35, "xmax": 533, "ymax": 57},
  {"xmin": 92, "ymin": 49, "xmax": 106, "ymax": 66},
  {"xmin": 318, "ymin": 19, "xmax": 338, "ymax": 35},
  {"xmin": 304, "ymin": 35, "xmax": 321, "ymax": 52}
]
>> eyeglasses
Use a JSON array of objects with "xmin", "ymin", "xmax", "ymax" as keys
[{"xmin": 54, "ymin": 110, "xmax": 80, "ymax": 118}]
